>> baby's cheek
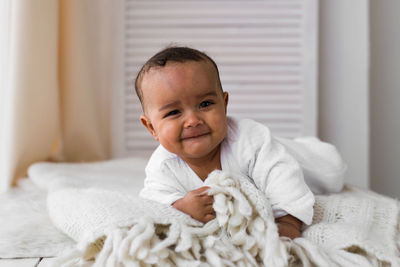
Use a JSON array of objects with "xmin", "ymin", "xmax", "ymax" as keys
[
  {"xmin": 160, "ymin": 122, "xmax": 180, "ymax": 141},
  {"xmin": 216, "ymin": 117, "xmax": 228, "ymax": 135}
]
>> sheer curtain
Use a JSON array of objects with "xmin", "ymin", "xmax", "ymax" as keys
[{"xmin": 0, "ymin": 0, "xmax": 116, "ymax": 191}]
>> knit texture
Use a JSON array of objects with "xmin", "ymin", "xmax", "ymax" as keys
[
  {"xmin": 303, "ymin": 186, "xmax": 400, "ymax": 266},
  {"xmin": 47, "ymin": 171, "xmax": 400, "ymax": 267},
  {"xmin": 48, "ymin": 171, "xmax": 287, "ymax": 266}
]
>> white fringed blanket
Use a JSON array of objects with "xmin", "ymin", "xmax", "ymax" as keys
[{"xmin": 46, "ymin": 170, "xmax": 400, "ymax": 267}]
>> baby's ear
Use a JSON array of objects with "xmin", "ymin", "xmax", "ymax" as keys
[
  {"xmin": 140, "ymin": 115, "xmax": 159, "ymax": 140},
  {"xmin": 223, "ymin": 91, "xmax": 229, "ymax": 113}
]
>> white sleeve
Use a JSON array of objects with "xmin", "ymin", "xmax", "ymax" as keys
[
  {"xmin": 139, "ymin": 147, "xmax": 186, "ymax": 205},
  {"xmin": 235, "ymin": 119, "xmax": 315, "ymax": 225},
  {"xmin": 275, "ymin": 136, "xmax": 346, "ymax": 194},
  {"xmin": 139, "ymin": 170, "xmax": 185, "ymax": 205}
]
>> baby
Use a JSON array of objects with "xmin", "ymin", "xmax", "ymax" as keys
[{"xmin": 136, "ymin": 46, "xmax": 314, "ymax": 239}]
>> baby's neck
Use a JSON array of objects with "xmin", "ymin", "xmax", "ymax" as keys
[{"xmin": 182, "ymin": 145, "xmax": 222, "ymax": 181}]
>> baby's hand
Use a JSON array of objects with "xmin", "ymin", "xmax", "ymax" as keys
[
  {"xmin": 276, "ymin": 215, "xmax": 302, "ymax": 239},
  {"xmin": 172, "ymin": 186, "xmax": 215, "ymax": 223}
]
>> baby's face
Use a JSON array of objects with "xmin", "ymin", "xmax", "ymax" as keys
[{"xmin": 139, "ymin": 60, "xmax": 229, "ymax": 162}]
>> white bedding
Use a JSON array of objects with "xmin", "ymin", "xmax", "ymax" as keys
[
  {"xmin": 0, "ymin": 152, "xmax": 398, "ymax": 265},
  {"xmin": 47, "ymin": 171, "xmax": 400, "ymax": 266},
  {"xmin": 0, "ymin": 157, "xmax": 148, "ymax": 259},
  {"xmin": 0, "ymin": 178, "xmax": 74, "ymax": 258},
  {"xmin": 28, "ymin": 157, "xmax": 149, "ymax": 196}
]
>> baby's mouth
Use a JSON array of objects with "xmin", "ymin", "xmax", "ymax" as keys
[{"xmin": 181, "ymin": 127, "xmax": 210, "ymax": 140}]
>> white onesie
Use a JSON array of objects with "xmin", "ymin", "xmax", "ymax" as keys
[{"xmin": 139, "ymin": 117, "xmax": 315, "ymax": 225}]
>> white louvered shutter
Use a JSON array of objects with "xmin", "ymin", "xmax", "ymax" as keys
[{"xmin": 112, "ymin": 0, "xmax": 317, "ymax": 158}]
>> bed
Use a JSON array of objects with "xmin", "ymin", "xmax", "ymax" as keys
[{"xmin": 0, "ymin": 141, "xmax": 399, "ymax": 266}]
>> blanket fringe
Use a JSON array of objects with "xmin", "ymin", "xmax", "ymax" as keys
[
  {"xmin": 52, "ymin": 172, "xmax": 292, "ymax": 266},
  {"xmin": 49, "ymin": 171, "xmax": 400, "ymax": 266}
]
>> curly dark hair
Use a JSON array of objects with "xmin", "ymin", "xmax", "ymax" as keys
[{"xmin": 134, "ymin": 46, "xmax": 222, "ymax": 108}]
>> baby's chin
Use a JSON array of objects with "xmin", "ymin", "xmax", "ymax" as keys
[{"xmin": 179, "ymin": 143, "xmax": 222, "ymax": 161}]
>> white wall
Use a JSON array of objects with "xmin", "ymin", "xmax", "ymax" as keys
[
  {"xmin": 318, "ymin": 1, "xmax": 370, "ymax": 189},
  {"xmin": 370, "ymin": 1, "xmax": 400, "ymax": 198}
]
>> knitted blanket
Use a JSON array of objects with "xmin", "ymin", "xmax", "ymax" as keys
[{"xmin": 47, "ymin": 170, "xmax": 400, "ymax": 267}]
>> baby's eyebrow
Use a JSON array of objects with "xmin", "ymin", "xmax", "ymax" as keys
[{"xmin": 197, "ymin": 91, "xmax": 218, "ymax": 98}]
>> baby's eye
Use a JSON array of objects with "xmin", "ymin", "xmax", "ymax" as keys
[
  {"xmin": 199, "ymin": 101, "xmax": 213, "ymax": 109},
  {"xmin": 164, "ymin": 110, "xmax": 180, "ymax": 118}
]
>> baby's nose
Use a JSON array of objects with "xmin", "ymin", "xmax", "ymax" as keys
[{"xmin": 183, "ymin": 112, "xmax": 202, "ymax": 128}]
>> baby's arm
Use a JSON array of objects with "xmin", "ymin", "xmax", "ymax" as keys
[
  {"xmin": 230, "ymin": 119, "xmax": 314, "ymax": 238},
  {"xmin": 172, "ymin": 186, "xmax": 215, "ymax": 223}
]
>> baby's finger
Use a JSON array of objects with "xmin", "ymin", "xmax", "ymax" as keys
[
  {"xmin": 203, "ymin": 197, "xmax": 214, "ymax": 205},
  {"xmin": 203, "ymin": 213, "xmax": 216, "ymax": 223},
  {"xmin": 195, "ymin": 186, "xmax": 210, "ymax": 192},
  {"xmin": 197, "ymin": 189, "xmax": 211, "ymax": 196},
  {"xmin": 204, "ymin": 204, "xmax": 215, "ymax": 214}
]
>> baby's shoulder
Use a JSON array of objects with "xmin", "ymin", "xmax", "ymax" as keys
[
  {"xmin": 146, "ymin": 145, "xmax": 179, "ymax": 172},
  {"xmin": 227, "ymin": 116, "xmax": 272, "ymax": 142}
]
